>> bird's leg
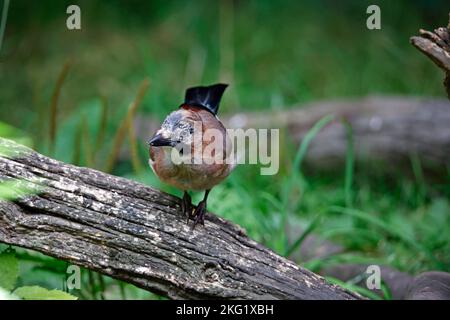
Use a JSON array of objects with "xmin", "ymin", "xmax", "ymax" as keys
[
  {"xmin": 192, "ymin": 189, "xmax": 210, "ymax": 229},
  {"xmin": 181, "ymin": 191, "xmax": 193, "ymax": 223}
]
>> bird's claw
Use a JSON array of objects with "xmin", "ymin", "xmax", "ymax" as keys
[
  {"xmin": 181, "ymin": 190, "xmax": 209, "ymax": 230},
  {"xmin": 191, "ymin": 200, "xmax": 206, "ymax": 230}
]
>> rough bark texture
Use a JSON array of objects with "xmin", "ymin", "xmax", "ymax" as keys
[
  {"xmin": 0, "ymin": 138, "xmax": 361, "ymax": 300},
  {"xmin": 410, "ymin": 13, "xmax": 450, "ymax": 98}
]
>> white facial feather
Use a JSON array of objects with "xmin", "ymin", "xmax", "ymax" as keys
[{"xmin": 158, "ymin": 111, "xmax": 194, "ymax": 145}]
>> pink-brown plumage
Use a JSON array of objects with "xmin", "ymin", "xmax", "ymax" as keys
[
  {"xmin": 149, "ymin": 106, "xmax": 233, "ymax": 191},
  {"xmin": 147, "ymin": 84, "xmax": 233, "ymax": 228}
]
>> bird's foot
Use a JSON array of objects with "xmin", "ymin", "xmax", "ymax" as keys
[
  {"xmin": 181, "ymin": 191, "xmax": 194, "ymax": 223},
  {"xmin": 191, "ymin": 200, "xmax": 207, "ymax": 230}
]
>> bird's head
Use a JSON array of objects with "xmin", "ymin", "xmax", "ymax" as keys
[
  {"xmin": 148, "ymin": 110, "xmax": 195, "ymax": 149},
  {"xmin": 148, "ymin": 83, "xmax": 228, "ymax": 150}
]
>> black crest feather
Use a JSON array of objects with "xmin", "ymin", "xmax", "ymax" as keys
[{"xmin": 183, "ymin": 83, "xmax": 228, "ymax": 115}]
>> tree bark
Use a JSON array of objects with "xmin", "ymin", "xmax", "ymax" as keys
[
  {"xmin": 0, "ymin": 138, "xmax": 360, "ymax": 300},
  {"xmin": 410, "ymin": 13, "xmax": 450, "ymax": 99}
]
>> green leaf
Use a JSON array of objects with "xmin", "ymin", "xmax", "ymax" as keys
[
  {"xmin": 0, "ymin": 179, "xmax": 42, "ymax": 201},
  {"xmin": 0, "ymin": 122, "xmax": 33, "ymax": 148},
  {"xmin": 13, "ymin": 286, "xmax": 78, "ymax": 300},
  {"xmin": 325, "ymin": 276, "xmax": 382, "ymax": 300},
  {"xmin": 0, "ymin": 249, "xmax": 19, "ymax": 291},
  {"xmin": 0, "ymin": 287, "xmax": 19, "ymax": 300}
]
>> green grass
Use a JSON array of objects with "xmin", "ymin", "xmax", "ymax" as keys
[{"xmin": 0, "ymin": 0, "xmax": 449, "ymax": 300}]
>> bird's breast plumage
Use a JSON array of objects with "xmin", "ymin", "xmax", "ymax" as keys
[{"xmin": 149, "ymin": 108, "xmax": 234, "ymax": 191}]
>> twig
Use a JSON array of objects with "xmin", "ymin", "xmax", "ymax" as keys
[
  {"xmin": 105, "ymin": 78, "xmax": 150, "ymax": 173},
  {"xmin": 49, "ymin": 60, "xmax": 71, "ymax": 155}
]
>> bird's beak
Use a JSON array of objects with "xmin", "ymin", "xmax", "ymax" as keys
[{"xmin": 148, "ymin": 133, "xmax": 175, "ymax": 147}]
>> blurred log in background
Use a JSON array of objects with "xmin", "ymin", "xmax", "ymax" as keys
[{"xmin": 135, "ymin": 96, "xmax": 450, "ymax": 173}]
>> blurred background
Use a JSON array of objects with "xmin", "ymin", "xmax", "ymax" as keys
[{"xmin": 0, "ymin": 0, "xmax": 449, "ymax": 299}]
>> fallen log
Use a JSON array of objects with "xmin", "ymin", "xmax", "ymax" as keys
[
  {"xmin": 134, "ymin": 96, "xmax": 450, "ymax": 170},
  {"xmin": 283, "ymin": 96, "xmax": 450, "ymax": 169},
  {"xmin": 0, "ymin": 138, "xmax": 361, "ymax": 300},
  {"xmin": 287, "ymin": 225, "xmax": 450, "ymax": 300},
  {"xmin": 322, "ymin": 265, "xmax": 450, "ymax": 300}
]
